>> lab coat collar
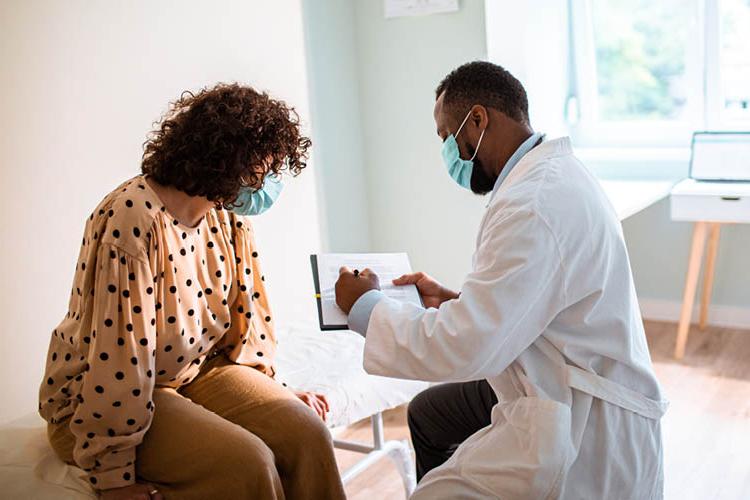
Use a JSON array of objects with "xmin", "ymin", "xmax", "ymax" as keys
[
  {"xmin": 487, "ymin": 136, "xmax": 574, "ymax": 207},
  {"xmin": 487, "ymin": 132, "xmax": 544, "ymax": 206}
]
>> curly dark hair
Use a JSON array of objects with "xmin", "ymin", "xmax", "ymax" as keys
[
  {"xmin": 141, "ymin": 83, "xmax": 311, "ymax": 208},
  {"xmin": 436, "ymin": 61, "xmax": 529, "ymax": 125}
]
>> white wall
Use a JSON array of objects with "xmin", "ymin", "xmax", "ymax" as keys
[
  {"xmin": 0, "ymin": 0, "xmax": 322, "ymax": 424},
  {"xmin": 351, "ymin": 0, "xmax": 488, "ymax": 290},
  {"xmin": 301, "ymin": 0, "xmax": 371, "ymax": 252}
]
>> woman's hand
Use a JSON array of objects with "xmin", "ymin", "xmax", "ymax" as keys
[
  {"xmin": 295, "ymin": 391, "xmax": 330, "ymax": 422},
  {"xmin": 392, "ymin": 272, "xmax": 459, "ymax": 309},
  {"xmin": 99, "ymin": 483, "xmax": 163, "ymax": 500}
]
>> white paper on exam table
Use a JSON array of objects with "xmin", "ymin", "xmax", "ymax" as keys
[{"xmin": 314, "ymin": 253, "xmax": 423, "ymax": 329}]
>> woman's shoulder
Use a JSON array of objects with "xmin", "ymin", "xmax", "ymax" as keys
[
  {"xmin": 86, "ymin": 175, "xmax": 162, "ymax": 257},
  {"xmin": 209, "ymin": 209, "xmax": 260, "ymax": 256}
]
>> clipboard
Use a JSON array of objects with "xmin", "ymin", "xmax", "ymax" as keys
[
  {"xmin": 310, "ymin": 252, "xmax": 423, "ymax": 331},
  {"xmin": 310, "ymin": 254, "xmax": 347, "ymax": 330}
]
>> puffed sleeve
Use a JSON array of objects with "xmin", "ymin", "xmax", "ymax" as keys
[{"xmin": 68, "ymin": 243, "xmax": 157, "ymax": 490}]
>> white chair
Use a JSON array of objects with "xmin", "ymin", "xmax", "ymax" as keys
[{"xmin": 0, "ymin": 323, "xmax": 427, "ymax": 499}]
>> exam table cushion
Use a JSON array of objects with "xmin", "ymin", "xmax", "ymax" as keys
[{"xmin": 0, "ymin": 323, "xmax": 427, "ymax": 497}]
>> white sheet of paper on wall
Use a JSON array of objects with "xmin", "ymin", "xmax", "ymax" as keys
[{"xmin": 384, "ymin": 0, "xmax": 459, "ymax": 18}]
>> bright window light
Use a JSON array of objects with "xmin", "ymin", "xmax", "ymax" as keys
[
  {"xmin": 720, "ymin": 0, "xmax": 750, "ymax": 121},
  {"xmin": 591, "ymin": 0, "xmax": 692, "ymax": 122},
  {"xmin": 568, "ymin": 0, "xmax": 750, "ymax": 148}
]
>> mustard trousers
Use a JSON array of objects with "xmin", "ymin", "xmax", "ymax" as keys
[{"xmin": 48, "ymin": 355, "xmax": 346, "ymax": 500}]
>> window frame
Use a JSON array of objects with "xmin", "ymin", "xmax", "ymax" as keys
[{"xmin": 568, "ymin": 0, "xmax": 749, "ymax": 148}]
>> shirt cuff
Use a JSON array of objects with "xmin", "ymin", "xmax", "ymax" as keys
[
  {"xmin": 88, "ymin": 461, "xmax": 136, "ymax": 491},
  {"xmin": 347, "ymin": 290, "xmax": 386, "ymax": 337}
]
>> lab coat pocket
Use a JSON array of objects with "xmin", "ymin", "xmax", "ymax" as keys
[{"xmin": 456, "ymin": 397, "xmax": 576, "ymax": 499}]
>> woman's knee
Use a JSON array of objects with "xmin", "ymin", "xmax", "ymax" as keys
[
  {"xmin": 290, "ymin": 402, "xmax": 332, "ymax": 447},
  {"xmin": 216, "ymin": 433, "xmax": 276, "ymax": 471},
  {"xmin": 208, "ymin": 433, "xmax": 281, "ymax": 492},
  {"xmin": 269, "ymin": 400, "xmax": 334, "ymax": 463}
]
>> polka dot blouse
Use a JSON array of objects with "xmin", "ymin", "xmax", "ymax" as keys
[{"xmin": 38, "ymin": 175, "xmax": 276, "ymax": 490}]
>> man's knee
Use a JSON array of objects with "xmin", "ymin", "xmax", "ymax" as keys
[{"xmin": 408, "ymin": 386, "xmax": 437, "ymax": 432}]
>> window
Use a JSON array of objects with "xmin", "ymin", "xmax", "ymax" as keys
[
  {"xmin": 720, "ymin": 0, "xmax": 750, "ymax": 122},
  {"xmin": 569, "ymin": 0, "xmax": 750, "ymax": 147},
  {"xmin": 592, "ymin": 0, "xmax": 693, "ymax": 122}
]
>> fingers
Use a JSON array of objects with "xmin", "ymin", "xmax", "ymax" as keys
[
  {"xmin": 315, "ymin": 399, "xmax": 327, "ymax": 421},
  {"xmin": 316, "ymin": 393, "xmax": 330, "ymax": 412},
  {"xmin": 392, "ymin": 272, "xmax": 423, "ymax": 285},
  {"xmin": 146, "ymin": 484, "xmax": 163, "ymax": 500},
  {"xmin": 298, "ymin": 392, "xmax": 328, "ymax": 421},
  {"xmin": 359, "ymin": 267, "xmax": 379, "ymax": 279},
  {"xmin": 339, "ymin": 266, "xmax": 352, "ymax": 275},
  {"xmin": 360, "ymin": 268, "xmax": 380, "ymax": 287},
  {"xmin": 308, "ymin": 394, "xmax": 325, "ymax": 421}
]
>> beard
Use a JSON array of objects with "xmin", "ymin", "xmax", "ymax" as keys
[{"xmin": 469, "ymin": 157, "xmax": 496, "ymax": 195}]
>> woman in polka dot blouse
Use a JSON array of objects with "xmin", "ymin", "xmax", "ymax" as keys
[{"xmin": 38, "ymin": 84, "xmax": 346, "ymax": 500}]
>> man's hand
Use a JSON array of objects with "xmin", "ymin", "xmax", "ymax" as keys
[
  {"xmin": 295, "ymin": 391, "xmax": 330, "ymax": 422},
  {"xmin": 392, "ymin": 272, "xmax": 459, "ymax": 309},
  {"xmin": 99, "ymin": 483, "xmax": 163, "ymax": 500},
  {"xmin": 335, "ymin": 266, "xmax": 380, "ymax": 314}
]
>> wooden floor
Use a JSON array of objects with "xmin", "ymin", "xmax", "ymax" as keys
[{"xmin": 334, "ymin": 320, "xmax": 750, "ymax": 499}]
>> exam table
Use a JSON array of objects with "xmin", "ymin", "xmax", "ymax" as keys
[{"xmin": 0, "ymin": 323, "xmax": 427, "ymax": 498}]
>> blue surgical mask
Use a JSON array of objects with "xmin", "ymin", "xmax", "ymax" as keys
[
  {"xmin": 233, "ymin": 174, "xmax": 284, "ymax": 216},
  {"xmin": 441, "ymin": 109, "xmax": 485, "ymax": 190}
]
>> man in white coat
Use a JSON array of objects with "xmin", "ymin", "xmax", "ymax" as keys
[{"xmin": 335, "ymin": 61, "xmax": 667, "ymax": 499}]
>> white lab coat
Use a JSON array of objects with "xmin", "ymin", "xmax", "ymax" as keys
[{"xmin": 362, "ymin": 137, "xmax": 667, "ymax": 499}]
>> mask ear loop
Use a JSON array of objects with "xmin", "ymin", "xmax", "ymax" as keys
[
  {"xmin": 469, "ymin": 128, "xmax": 486, "ymax": 161},
  {"xmin": 455, "ymin": 109, "xmax": 486, "ymax": 162},
  {"xmin": 455, "ymin": 109, "xmax": 473, "ymax": 138}
]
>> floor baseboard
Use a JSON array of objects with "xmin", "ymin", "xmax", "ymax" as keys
[{"xmin": 639, "ymin": 298, "xmax": 750, "ymax": 331}]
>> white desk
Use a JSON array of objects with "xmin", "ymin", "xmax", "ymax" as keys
[
  {"xmin": 670, "ymin": 179, "xmax": 750, "ymax": 358},
  {"xmin": 598, "ymin": 179, "xmax": 676, "ymax": 221}
]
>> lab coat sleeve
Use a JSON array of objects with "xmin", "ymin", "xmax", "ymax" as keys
[
  {"xmin": 362, "ymin": 207, "xmax": 567, "ymax": 382},
  {"xmin": 348, "ymin": 289, "xmax": 386, "ymax": 336}
]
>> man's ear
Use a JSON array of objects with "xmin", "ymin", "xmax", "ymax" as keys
[{"xmin": 470, "ymin": 105, "xmax": 489, "ymax": 129}]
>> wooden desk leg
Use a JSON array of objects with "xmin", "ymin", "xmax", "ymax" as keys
[
  {"xmin": 675, "ymin": 221, "xmax": 709, "ymax": 359},
  {"xmin": 699, "ymin": 223, "xmax": 721, "ymax": 330}
]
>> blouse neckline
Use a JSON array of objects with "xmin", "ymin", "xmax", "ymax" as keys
[{"xmin": 141, "ymin": 175, "xmax": 210, "ymax": 232}]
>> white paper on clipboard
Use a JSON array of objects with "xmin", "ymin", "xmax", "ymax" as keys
[{"xmin": 315, "ymin": 253, "xmax": 422, "ymax": 328}]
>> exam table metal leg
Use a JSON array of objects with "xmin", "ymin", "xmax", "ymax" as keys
[
  {"xmin": 333, "ymin": 412, "xmax": 417, "ymax": 498},
  {"xmin": 387, "ymin": 439, "xmax": 417, "ymax": 496},
  {"xmin": 675, "ymin": 221, "xmax": 708, "ymax": 359}
]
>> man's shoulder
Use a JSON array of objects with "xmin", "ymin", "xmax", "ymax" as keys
[{"xmin": 488, "ymin": 150, "xmax": 618, "ymax": 241}]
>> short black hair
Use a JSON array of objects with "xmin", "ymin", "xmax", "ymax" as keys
[{"xmin": 436, "ymin": 61, "xmax": 529, "ymax": 124}]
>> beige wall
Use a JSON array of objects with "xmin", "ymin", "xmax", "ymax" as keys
[{"xmin": 0, "ymin": 0, "xmax": 322, "ymax": 423}]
